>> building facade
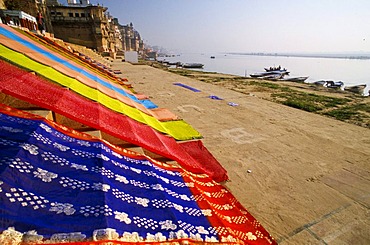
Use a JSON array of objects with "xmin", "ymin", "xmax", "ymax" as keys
[
  {"xmin": 0, "ymin": 9, "xmax": 37, "ymax": 31},
  {"xmin": 119, "ymin": 22, "xmax": 144, "ymax": 52},
  {"xmin": 1, "ymin": 0, "xmax": 146, "ymax": 56},
  {"xmin": 47, "ymin": 2, "xmax": 113, "ymax": 52}
]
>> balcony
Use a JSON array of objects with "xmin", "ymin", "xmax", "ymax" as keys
[{"xmin": 50, "ymin": 16, "xmax": 93, "ymax": 23}]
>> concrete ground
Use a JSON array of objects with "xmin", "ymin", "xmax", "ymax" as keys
[{"xmin": 114, "ymin": 61, "xmax": 370, "ymax": 245}]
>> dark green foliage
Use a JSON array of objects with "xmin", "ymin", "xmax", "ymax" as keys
[
  {"xmin": 282, "ymin": 99, "xmax": 322, "ymax": 112},
  {"xmin": 273, "ymin": 92, "xmax": 350, "ymax": 112}
]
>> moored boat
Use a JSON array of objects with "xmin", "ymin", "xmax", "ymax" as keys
[
  {"xmin": 324, "ymin": 81, "xmax": 344, "ymax": 89},
  {"xmin": 262, "ymin": 73, "xmax": 285, "ymax": 80},
  {"xmin": 282, "ymin": 76, "xmax": 309, "ymax": 82},
  {"xmin": 343, "ymin": 84, "xmax": 367, "ymax": 95},
  {"xmin": 264, "ymin": 66, "xmax": 288, "ymax": 72},
  {"xmin": 313, "ymin": 80, "xmax": 327, "ymax": 86},
  {"xmin": 181, "ymin": 63, "xmax": 204, "ymax": 68},
  {"xmin": 250, "ymin": 70, "xmax": 290, "ymax": 78}
]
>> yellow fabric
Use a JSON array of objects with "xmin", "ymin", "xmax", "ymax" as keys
[
  {"xmin": 0, "ymin": 44, "xmax": 202, "ymax": 140},
  {"xmin": 0, "ymin": 33, "xmax": 179, "ymax": 122}
]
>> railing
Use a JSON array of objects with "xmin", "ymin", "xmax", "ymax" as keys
[{"xmin": 50, "ymin": 16, "xmax": 95, "ymax": 22}]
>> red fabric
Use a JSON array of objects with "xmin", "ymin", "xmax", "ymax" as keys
[
  {"xmin": 0, "ymin": 60, "xmax": 228, "ymax": 182},
  {"xmin": 182, "ymin": 173, "xmax": 277, "ymax": 245},
  {"xmin": 10, "ymin": 239, "xmax": 259, "ymax": 245},
  {"xmin": 179, "ymin": 140, "xmax": 228, "ymax": 182}
]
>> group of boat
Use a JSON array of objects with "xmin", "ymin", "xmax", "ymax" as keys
[
  {"xmin": 250, "ymin": 66, "xmax": 368, "ymax": 95},
  {"xmin": 250, "ymin": 66, "xmax": 309, "ymax": 83},
  {"xmin": 313, "ymin": 80, "xmax": 368, "ymax": 95}
]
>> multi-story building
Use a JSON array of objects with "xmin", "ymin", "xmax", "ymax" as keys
[
  {"xmin": 47, "ymin": 0, "xmax": 113, "ymax": 53},
  {"xmin": 1, "ymin": 0, "xmax": 145, "ymax": 57},
  {"xmin": 119, "ymin": 22, "xmax": 144, "ymax": 53}
]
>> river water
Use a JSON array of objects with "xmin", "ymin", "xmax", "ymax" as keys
[{"xmin": 158, "ymin": 53, "xmax": 370, "ymax": 96}]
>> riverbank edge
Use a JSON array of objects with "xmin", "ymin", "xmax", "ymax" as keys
[{"xmin": 147, "ymin": 61, "xmax": 370, "ymax": 129}]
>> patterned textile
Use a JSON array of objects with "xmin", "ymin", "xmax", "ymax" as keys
[
  {"xmin": 0, "ymin": 104, "xmax": 276, "ymax": 244},
  {"xmin": 0, "ymin": 60, "xmax": 228, "ymax": 182}
]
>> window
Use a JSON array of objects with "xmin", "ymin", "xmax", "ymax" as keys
[
  {"xmin": 81, "ymin": 13, "xmax": 86, "ymax": 17},
  {"xmin": 75, "ymin": 13, "xmax": 80, "ymax": 17},
  {"xmin": 56, "ymin": 12, "xmax": 62, "ymax": 16},
  {"xmin": 68, "ymin": 13, "xmax": 73, "ymax": 17}
]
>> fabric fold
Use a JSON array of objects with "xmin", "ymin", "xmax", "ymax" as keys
[
  {"xmin": 0, "ymin": 60, "xmax": 227, "ymax": 182},
  {"xmin": 0, "ymin": 103, "xmax": 275, "ymax": 245},
  {"xmin": 0, "ymin": 44, "xmax": 201, "ymax": 140}
]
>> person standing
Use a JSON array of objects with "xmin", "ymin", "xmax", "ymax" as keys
[{"xmin": 36, "ymin": 12, "xmax": 46, "ymax": 35}]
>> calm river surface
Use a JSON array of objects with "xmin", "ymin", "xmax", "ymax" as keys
[{"xmin": 159, "ymin": 53, "xmax": 370, "ymax": 95}]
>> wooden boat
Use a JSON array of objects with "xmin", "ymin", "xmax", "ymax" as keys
[
  {"xmin": 181, "ymin": 63, "xmax": 204, "ymax": 68},
  {"xmin": 263, "ymin": 74, "xmax": 284, "ymax": 81},
  {"xmin": 264, "ymin": 66, "xmax": 288, "ymax": 72},
  {"xmin": 282, "ymin": 76, "xmax": 309, "ymax": 82},
  {"xmin": 250, "ymin": 70, "xmax": 289, "ymax": 78},
  {"xmin": 343, "ymin": 84, "xmax": 367, "ymax": 95},
  {"xmin": 325, "ymin": 81, "xmax": 344, "ymax": 89},
  {"xmin": 313, "ymin": 80, "xmax": 327, "ymax": 86}
]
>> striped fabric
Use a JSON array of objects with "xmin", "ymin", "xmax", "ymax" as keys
[
  {"xmin": 0, "ymin": 60, "xmax": 228, "ymax": 182},
  {"xmin": 0, "ymin": 44, "xmax": 201, "ymax": 141}
]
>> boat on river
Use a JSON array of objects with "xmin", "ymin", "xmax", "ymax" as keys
[
  {"xmin": 181, "ymin": 63, "xmax": 204, "ymax": 68},
  {"xmin": 250, "ymin": 69, "xmax": 290, "ymax": 78},
  {"xmin": 343, "ymin": 84, "xmax": 367, "ymax": 95},
  {"xmin": 324, "ymin": 81, "xmax": 345, "ymax": 89},
  {"xmin": 264, "ymin": 66, "xmax": 288, "ymax": 72},
  {"xmin": 282, "ymin": 76, "xmax": 309, "ymax": 83}
]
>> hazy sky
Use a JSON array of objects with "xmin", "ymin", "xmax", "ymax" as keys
[{"xmin": 78, "ymin": 0, "xmax": 369, "ymax": 53}]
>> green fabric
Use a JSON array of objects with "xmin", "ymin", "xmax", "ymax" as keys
[{"xmin": 0, "ymin": 44, "xmax": 202, "ymax": 140}]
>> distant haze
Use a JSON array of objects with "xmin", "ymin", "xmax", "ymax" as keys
[{"xmin": 72, "ymin": 0, "xmax": 370, "ymax": 53}]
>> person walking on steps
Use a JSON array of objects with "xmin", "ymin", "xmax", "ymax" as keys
[{"xmin": 36, "ymin": 12, "xmax": 46, "ymax": 35}]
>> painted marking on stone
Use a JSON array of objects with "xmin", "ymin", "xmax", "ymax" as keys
[
  {"xmin": 177, "ymin": 105, "xmax": 203, "ymax": 113},
  {"xmin": 220, "ymin": 128, "xmax": 264, "ymax": 144},
  {"xmin": 157, "ymin": 92, "xmax": 175, "ymax": 97}
]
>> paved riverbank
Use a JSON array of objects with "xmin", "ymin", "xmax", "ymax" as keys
[{"xmin": 113, "ymin": 61, "xmax": 370, "ymax": 244}]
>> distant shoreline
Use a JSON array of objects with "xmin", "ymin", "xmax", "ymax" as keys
[{"xmin": 229, "ymin": 52, "xmax": 370, "ymax": 60}]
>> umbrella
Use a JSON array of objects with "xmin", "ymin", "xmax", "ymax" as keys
[
  {"xmin": 0, "ymin": 60, "xmax": 228, "ymax": 182},
  {"xmin": 0, "ymin": 104, "xmax": 276, "ymax": 244}
]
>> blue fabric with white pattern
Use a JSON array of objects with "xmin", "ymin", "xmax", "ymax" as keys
[{"xmin": 0, "ymin": 112, "xmax": 215, "ymax": 240}]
